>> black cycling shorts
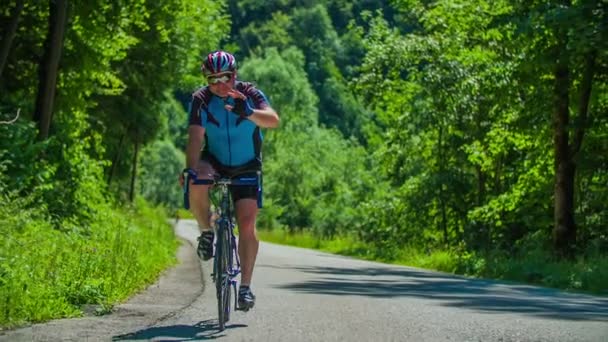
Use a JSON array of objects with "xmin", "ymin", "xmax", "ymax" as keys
[{"xmin": 200, "ymin": 152, "xmax": 262, "ymax": 203}]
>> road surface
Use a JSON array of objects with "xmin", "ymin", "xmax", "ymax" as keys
[{"xmin": 1, "ymin": 219, "xmax": 606, "ymax": 341}]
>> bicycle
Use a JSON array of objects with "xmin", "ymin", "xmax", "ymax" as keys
[{"xmin": 182, "ymin": 169, "xmax": 261, "ymax": 331}]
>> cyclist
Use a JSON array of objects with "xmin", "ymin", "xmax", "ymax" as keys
[{"xmin": 184, "ymin": 50, "xmax": 279, "ymax": 311}]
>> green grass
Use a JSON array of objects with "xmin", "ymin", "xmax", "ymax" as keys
[
  {"xmin": 0, "ymin": 197, "xmax": 179, "ymax": 329},
  {"xmin": 471, "ymin": 250, "xmax": 608, "ymax": 294},
  {"xmin": 175, "ymin": 208, "xmax": 194, "ymax": 220},
  {"xmin": 257, "ymin": 229, "xmax": 368, "ymax": 256},
  {"xmin": 257, "ymin": 229, "xmax": 608, "ymax": 296}
]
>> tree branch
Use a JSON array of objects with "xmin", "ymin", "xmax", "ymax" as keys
[{"xmin": 0, "ymin": 108, "xmax": 20, "ymax": 124}]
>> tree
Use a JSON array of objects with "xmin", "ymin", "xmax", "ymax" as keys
[
  {"xmin": 508, "ymin": 0, "xmax": 607, "ymax": 255},
  {"xmin": 138, "ymin": 140, "xmax": 185, "ymax": 209},
  {"xmin": 0, "ymin": 1, "xmax": 24, "ymax": 78},
  {"xmin": 238, "ymin": 48, "xmax": 376, "ymax": 234},
  {"xmin": 33, "ymin": 0, "xmax": 67, "ymax": 140},
  {"xmin": 1, "ymin": 0, "xmax": 229, "ymax": 221},
  {"xmin": 94, "ymin": 0, "xmax": 228, "ymax": 196}
]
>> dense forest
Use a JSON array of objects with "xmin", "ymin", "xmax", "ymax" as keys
[
  {"xmin": 229, "ymin": 0, "xmax": 607, "ymax": 264},
  {"xmin": 0, "ymin": 0, "xmax": 606, "ymax": 326}
]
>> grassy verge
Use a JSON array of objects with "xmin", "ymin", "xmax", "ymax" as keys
[
  {"xmin": 0, "ymin": 197, "xmax": 179, "ymax": 329},
  {"xmin": 257, "ymin": 229, "xmax": 608, "ymax": 296},
  {"xmin": 175, "ymin": 208, "xmax": 194, "ymax": 220},
  {"xmin": 257, "ymin": 229, "xmax": 369, "ymax": 255}
]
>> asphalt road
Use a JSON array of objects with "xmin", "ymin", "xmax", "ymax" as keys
[{"xmin": 1, "ymin": 219, "xmax": 607, "ymax": 341}]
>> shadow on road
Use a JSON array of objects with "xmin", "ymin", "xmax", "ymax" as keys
[
  {"xmin": 112, "ymin": 319, "xmax": 247, "ymax": 341},
  {"xmin": 264, "ymin": 264, "xmax": 608, "ymax": 322}
]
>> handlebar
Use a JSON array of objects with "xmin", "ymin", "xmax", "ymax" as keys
[{"xmin": 182, "ymin": 169, "xmax": 261, "ymax": 209}]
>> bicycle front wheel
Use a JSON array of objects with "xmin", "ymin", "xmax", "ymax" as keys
[{"xmin": 216, "ymin": 224, "xmax": 231, "ymax": 330}]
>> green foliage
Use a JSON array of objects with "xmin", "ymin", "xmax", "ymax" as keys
[
  {"xmin": 0, "ymin": 0, "xmax": 229, "ymax": 327},
  {"xmin": 0, "ymin": 108, "xmax": 108, "ymax": 226},
  {"xmin": 263, "ymin": 128, "xmax": 375, "ymax": 235},
  {"xmin": 240, "ymin": 12, "xmax": 294, "ymax": 53},
  {"xmin": 138, "ymin": 139, "xmax": 185, "ymax": 210},
  {"xmin": 0, "ymin": 0, "xmax": 228, "ymax": 197},
  {"xmin": 287, "ymin": 4, "xmax": 369, "ymax": 139},
  {"xmin": 0, "ymin": 115, "xmax": 51, "ymax": 192},
  {"xmin": 258, "ymin": 229, "xmax": 367, "ymax": 256},
  {"xmin": 238, "ymin": 48, "xmax": 378, "ymax": 237},
  {"xmin": 2, "ymin": 0, "xmax": 607, "ymax": 328},
  {"xmin": 159, "ymin": 93, "xmax": 189, "ymax": 150},
  {"xmin": 259, "ymin": 229, "xmax": 608, "ymax": 295},
  {"xmin": 239, "ymin": 47, "xmax": 319, "ymax": 131},
  {"xmin": 229, "ymin": 0, "xmax": 606, "ymax": 265},
  {"xmin": 46, "ymin": 109, "xmax": 109, "ymax": 225},
  {"xmin": 93, "ymin": 0, "xmax": 229, "ymax": 194},
  {"xmin": 456, "ymin": 237, "xmax": 608, "ymax": 295},
  {"xmin": 0, "ymin": 192, "xmax": 177, "ymax": 328},
  {"xmin": 232, "ymin": 2, "xmax": 371, "ymax": 140}
]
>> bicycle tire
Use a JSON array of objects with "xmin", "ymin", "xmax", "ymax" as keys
[
  {"xmin": 222, "ymin": 275, "xmax": 231, "ymax": 325},
  {"xmin": 216, "ymin": 223, "xmax": 231, "ymax": 330},
  {"xmin": 223, "ymin": 227, "xmax": 232, "ymax": 323}
]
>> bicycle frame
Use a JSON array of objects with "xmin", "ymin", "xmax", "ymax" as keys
[{"xmin": 182, "ymin": 170, "xmax": 260, "ymax": 330}]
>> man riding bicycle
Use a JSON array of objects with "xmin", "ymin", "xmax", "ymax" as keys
[{"xmin": 184, "ymin": 50, "xmax": 279, "ymax": 310}]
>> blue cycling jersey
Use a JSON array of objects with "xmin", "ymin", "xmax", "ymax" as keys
[{"xmin": 188, "ymin": 81, "xmax": 270, "ymax": 167}]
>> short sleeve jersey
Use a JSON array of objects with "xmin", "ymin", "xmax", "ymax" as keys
[{"xmin": 188, "ymin": 81, "xmax": 270, "ymax": 167}]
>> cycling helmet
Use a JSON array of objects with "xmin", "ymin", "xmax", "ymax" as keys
[{"xmin": 201, "ymin": 50, "xmax": 237, "ymax": 76}]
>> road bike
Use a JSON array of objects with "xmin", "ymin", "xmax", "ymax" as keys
[{"xmin": 182, "ymin": 169, "xmax": 261, "ymax": 330}]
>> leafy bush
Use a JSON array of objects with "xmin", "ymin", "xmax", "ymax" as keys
[
  {"xmin": 138, "ymin": 139, "xmax": 185, "ymax": 210},
  {"xmin": 0, "ymin": 192, "xmax": 177, "ymax": 328}
]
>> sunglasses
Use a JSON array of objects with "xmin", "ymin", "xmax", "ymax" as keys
[{"xmin": 207, "ymin": 72, "xmax": 233, "ymax": 84}]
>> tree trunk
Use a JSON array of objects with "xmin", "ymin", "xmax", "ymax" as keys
[
  {"xmin": 33, "ymin": 0, "xmax": 68, "ymax": 140},
  {"xmin": 0, "ymin": 1, "xmax": 24, "ymax": 79},
  {"xmin": 107, "ymin": 133, "xmax": 125, "ymax": 186},
  {"xmin": 438, "ymin": 125, "xmax": 449, "ymax": 245},
  {"xmin": 571, "ymin": 51, "xmax": 595, "ymax": 157},
  {"xmin": 476, "ymin": 165, "xmax": 486, "ymax": 206},
  {"xmin": 475, "ymin": 164, "xmax": 491, "ymax": 249},
  {"xmin": 554, "ymin": 50, "xmax": 595, "ymax": 255},
  {"xmin": 129, "ymin": 137, "xmax": 139, "ymax": 203},
  {"xmin": 552, "ymin": 49, "xmax": 576, "ymax": 256}
]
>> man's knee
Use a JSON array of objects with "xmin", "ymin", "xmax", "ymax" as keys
[
  {"xmin": 236, "ymin": 198, "xmax": 257, "ymax": 217},
  {"xmin": 239, "ymin": 227, "xmax": 257, "ymax": 241},
  {"xmin": 239, "ymin": 229, "xmax": 258, "ymax": 244},
  {"xmin": 195, "ymin": 159, "xmax": 216, "ymax": 179},
  {"xmin": 237, "ymin": 211, "xmax": 257, "ymax": 238}
]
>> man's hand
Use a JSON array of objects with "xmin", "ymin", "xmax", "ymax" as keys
[
  {"xmin": 179, "ymin": 168, "xmax": 197, "ymax": 187},
  {"xmin": 225, "ymin": 89, "xmax": 254, "ymax": 117}
]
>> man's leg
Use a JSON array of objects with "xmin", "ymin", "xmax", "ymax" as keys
[
  {"xmin": 235, "ymin": 198, "xmax": 259, "ymax": 285},
  {"xmin": 235, "ymin": 198, "xmax": 259, "ymax": 309},
  {"xmin": 189, "ymin": 160, "xmax": 215, "ymax": 260}
]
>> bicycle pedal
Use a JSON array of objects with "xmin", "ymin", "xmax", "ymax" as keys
[{"xmin": 237, "ymin": 302, "xmax": 254, "ymax": 311}]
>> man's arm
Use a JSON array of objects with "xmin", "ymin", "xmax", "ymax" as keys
[
  {"xmin": 186, "ymin": 125, "xmax": 205, "ymax": 170},
  {"xmin": 247, "ymin": 106, "xmax": 280, "ymax": 128},
  {"xmin": 226, "ymin": 88, "xmax": 280, "ymax": 129}
]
